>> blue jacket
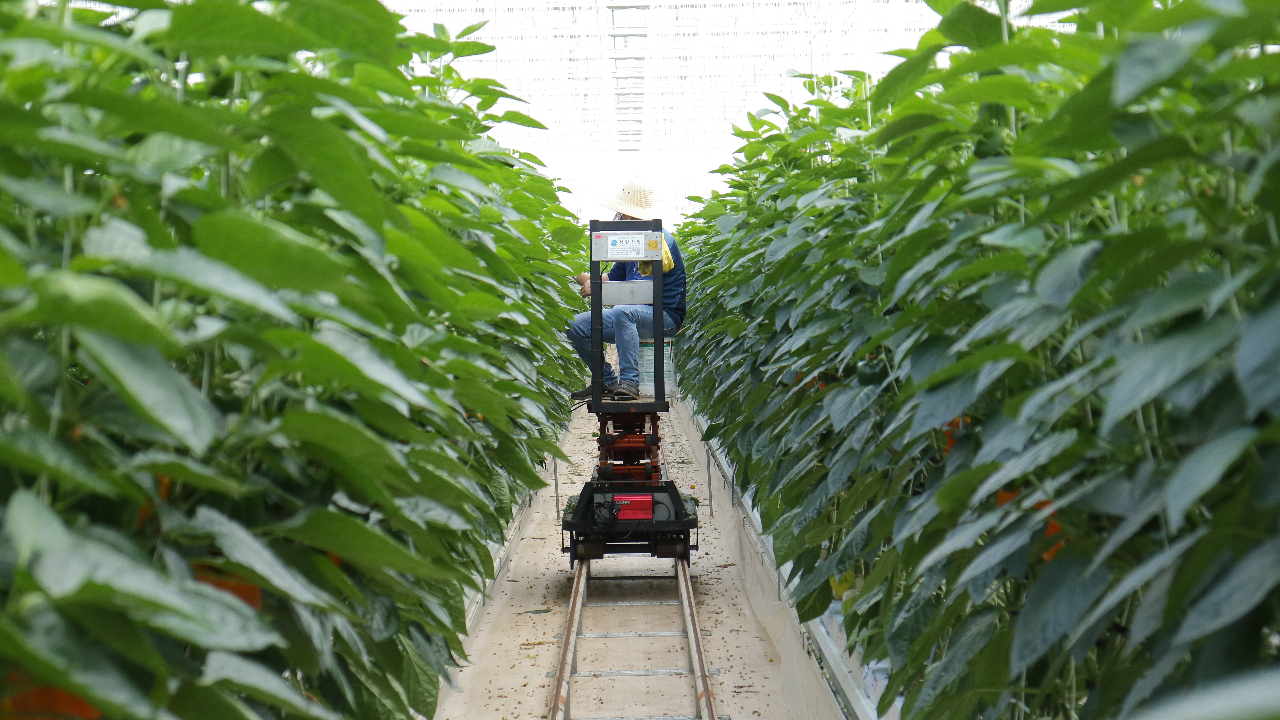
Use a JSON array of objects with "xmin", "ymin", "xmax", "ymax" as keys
[{"xmin": 607, "ymin": 230, "xmax": 686, "ymax": 328}]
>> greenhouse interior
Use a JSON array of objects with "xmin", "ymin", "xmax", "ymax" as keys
[{"xmin": 1, "ymin": 0, "xmax": 1279, "ymax": 719}]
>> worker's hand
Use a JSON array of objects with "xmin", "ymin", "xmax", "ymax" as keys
[{"xmin": 574, "ymin": 272, "xmax": 607, "ymax": 298}]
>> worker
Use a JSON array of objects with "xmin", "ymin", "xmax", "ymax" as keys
[{"xmin": 566, "ymin": 180, "xmax": 687, "ymax": 400}]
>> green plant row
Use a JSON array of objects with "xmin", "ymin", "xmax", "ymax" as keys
[
  {"xmin": 675, "ymin": 1, "xmax": 1280, "ymax": 719},
  {"xmin": 0, "ymin": 1, "xmax": 584, "ymax": 718}
]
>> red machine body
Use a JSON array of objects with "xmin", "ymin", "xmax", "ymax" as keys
[{"xmin": 615, "ymin": 494, "xmax": 654, "ymax": 520}]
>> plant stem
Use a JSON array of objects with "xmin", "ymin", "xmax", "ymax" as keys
[
  {"xmin": 202, "ymin": 348, "xmax": 212, "ymax": 397},
  {"xmin": 176, "ymin": 51, "xmax": 188, "ymax": 104},
  {"xmin": 41, "ymin": 164, "xmax": 81, "ymax": 500},
  {"xmin": 1145, "ymin": 403, "xmax": 1163, "ymax": 461},
  {"xmin": 62, "ymin": 165, "xmax": 74, "ymax": 267},
  {"xmin": 25, "ymin": 207, "xmax": 36, "ymax": 248},
  {"xmin": 1068, "ymin": 657, "xmax": 1078, "ymax": 720}
]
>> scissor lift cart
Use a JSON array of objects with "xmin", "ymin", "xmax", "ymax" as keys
[{"xmin": 562, "ymin": 219, "xmax": 698, "ymax": 562}]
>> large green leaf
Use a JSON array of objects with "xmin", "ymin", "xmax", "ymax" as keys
[
  {"xmin": 395, "ymin": 495, "xmax": 472, "ymax": 532},
  {"xmin": 281, "ymin": 0, "xmax": 400, "ymax": 65},
  {"xmin": 264, "ymin": 328, "xmax": 391, "ymax": 396},
  {"xmin": 22, "ymin": 17, "xmax": 167, "ymax": 67},
  {"xmin": 59, "ymin": 605, "xmax": 169, "ymax": 677},
  {"xmin": 913, "ymin": 610, "xmax": 998, "ymax": 717},
  {"xmin": 939, "ymin": 75, "xmax": 1040, "ymax": 110},
  {"xmin": 166, "ymin": 1, "xmax": 323, "ymax": 57},
  {"xmin": 5, "ymin": 488, "xmax": 72, "ymax": 561},
  {"xmin": 0, "ymin": 176, "xmax": 95, "ymax": 216},
  {"xmin": 1118, "ymin": 270, "xmax": 1222, "ymax": 334},
  {"xmin": 1011, "ymin": 556, "xmax": 1110, "ymax": 675},
  {"xmin": 1035, "ymin": 241, "xmax": 1102, "ymax": 308},
  {"xmin": 1125, "ymin": 667, "xmax": 1280, "ymax": 720},
  {"xmin": 1101, "ymin": 318, "xmax": 1239, "ymax": 433},
  {"xmin": 12, "ymin": 270, "xmax": 176, "ymax": 348},
  {"xmin": 0, "ymin": 606, "xmax": 181, "ymax": 720},
  {"xmin": 947, "ymin": 42, "xmax": 1062, "ymax": 76},
  {"xmin": 453, "ymin": 40, "xmax": 496, "ymax": 58},
  {"xmin": 1174, "ymin": 537, "xmax": 1280, "ymax": 645},
  {"xmin": 186, "ymin": 506, "xmax": 337, "ymax": 608},
  {"xmin": 1111, "ymin": 21, "xmax": 1218, "ymax": 106},
  {"xmin": 273, "ymin": 508, "xmax": 459, "ymax": 581},
  {"xmin": 68, "ymin": 89, "xmax": 243, "ymax": 151},
  {"xmin": 14, "ymin": 504, "xmax": 281, "ymax": 651},
  {"xmin": 1039, "ymin": 137, "xmax": 1196, "ymax": 218},
  {"xmin": 124, "ymin": 450, "xmax": 250, "ymax": 497},
  {"xmin": 871, "ymin": 46, "xmax": 944, "ymax": 111},
  {"xmin": 0, "ymin": 343, "xmax": 32, "ymax": 407},
  {"xmin": 200, "ymin": 651, "xmax": 340, "ymax": 720},
  {"xmin": 401, "ymin": 640, "xmax": 440, "ymax": 718},
  {"xmin": 428, "ymin": 165, "xmax": 498, "ymax": 199},
  {"xmin": 1018, "ymin": 68, "xmax": 1116, "ymax": 153},
  {"xmin": 911, "ymin": 373, "xmax": 980, "ymax": 436},
  {"xmin": 143, "ymin": 581, "xmax": 283, "ymax": 650},
  {"xmin": 0, "ymin": 430, "xmax": 120, "ymax": 497},
  {"xmin": 873, "ymin": 114, "xmax": 944, "ymax": 146},
  {"xmin": 125, "ymin": 133, "xmax": 217, "ymax": 179},
  {"xmin": 494, "ymin": 110, "xmax": 546, "ymax": 129},
  {"xmin": 265, "ymin": 108, "xmax": 383, "ymax": 229},
  {"xmin": 193, "ymin": 211, "xmax": 355, "ymax": 293},
  {"xmin": 364, "ymin": 110, "xmax": 472, "ymax": 141},
  {"xmin": 82, "ymin": 219, "xmax": 300, "ymax": 324},
  {"xmin": 169, "ymin": 684, "xmax": 264, "ymax": 720},
  {"xmin": 311, "ymin": 325, "xmax": 430, "ymax": 407},
  {"xmin": 1072, "ymin": 528, "xmax": 1205, "ymax": 646},
  {"xmin": 1024, "ymin": 0, "xmax": 1086, "ymax": 14},
  {"xmin": 1235, "ymin": 298, "xmax": 1280, "ymax": 417},
  {"xmin": 823, "ymin": 383, "xmax": 879, "ymax": 431},
  {"xmin": 1164, "ymin": 428, "xmax": 1257, "ymax": 532},
  {"xmin": 75, "ymin": 330, "xmax": 224, "ymax": 455},
  {"xmin": 143, "ymin": 248, "xmax": 301, "ymax": 323},
  {"xmin": 937, "ymin": 2, "xmax": 1004, "ymax": 48},
  {"xmin": 278, "ymin": 406, "xmax": 411, "ymax": 506},
  {"xmin": 970, "ymin": 430, "xmax": 1078, "ymax": 506}
]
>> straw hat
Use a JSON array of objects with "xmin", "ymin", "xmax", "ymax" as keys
[{"xmin": 600, "ymin": 180, "xmax": 656, "ymax": 220}]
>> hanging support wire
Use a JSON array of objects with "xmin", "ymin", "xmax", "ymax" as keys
[
  {"xmin": 695, "ymin": 417, "xmax": 786, "ymax": 604},
  {"xmin": 706, "ymin": 447, "xmax": 713, "ymax": 518}
]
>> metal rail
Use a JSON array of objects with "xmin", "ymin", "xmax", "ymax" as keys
[
  {"xmin": 546, "ymin": 559, "xmax": 719, "ymax": 720},
  {"xmin": 548, "ymin": 559, "xmax": 589, "ymax": 720},
  {"xmin": 677, "ymin": 558, "xmax": 718, "ymax": 720}
]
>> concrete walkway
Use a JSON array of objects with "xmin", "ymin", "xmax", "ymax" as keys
[{"xmin": 437, "ymin": 404, "xmax": 792, "ymax": 720}]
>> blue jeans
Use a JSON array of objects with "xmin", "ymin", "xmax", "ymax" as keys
[{"xmin": 566, "ymin": 305, "xmax": 678, "ymax": 387}]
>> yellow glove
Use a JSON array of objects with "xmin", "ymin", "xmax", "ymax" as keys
[{"xmin": 638, "ymin": 236, "xmax": 675, "ymax": 277}]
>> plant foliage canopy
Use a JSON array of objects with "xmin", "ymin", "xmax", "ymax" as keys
[
  {"xmin": 676, "ymin": 1, "xmax": 1280, "ymax": 718},
  {"xmin": 0, "ymin": 1, "xmax": 584, "ymax": 718}
]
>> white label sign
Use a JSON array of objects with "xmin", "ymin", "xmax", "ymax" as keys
[{"xmin": 607, "ymin": 233, "xmax": 645, "ymax": 259}]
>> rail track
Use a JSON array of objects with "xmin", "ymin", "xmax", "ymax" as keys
[{"xmin": 547, "ymin": 559, "xmax": 720, "ymax": 720}]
